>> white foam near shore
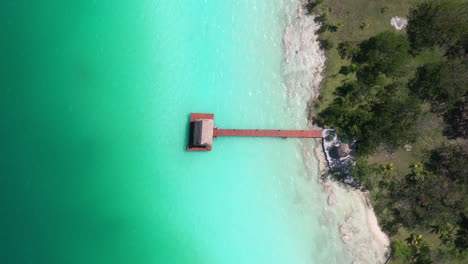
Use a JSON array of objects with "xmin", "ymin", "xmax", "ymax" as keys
[{"xmin": 282, "ymin": 1, "xmax": 390, "ymax": 263}]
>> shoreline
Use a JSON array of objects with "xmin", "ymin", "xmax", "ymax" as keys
[{"xmin": 283, "ymin": 1, "xmax": 390, "ymax": 262}]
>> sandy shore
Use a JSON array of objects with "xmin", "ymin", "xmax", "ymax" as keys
[
  {"xmin": 282, "ymin": 1, "xmax": 390, "ymax": 263},
  {"xmin": 359, "ymin": 191, "xmax": 391, "ymax": 249}
]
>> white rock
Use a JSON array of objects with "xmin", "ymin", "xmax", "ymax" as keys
[{"xmin": 391, "ymin": 16, "xmax": 408, "ymax": 31}]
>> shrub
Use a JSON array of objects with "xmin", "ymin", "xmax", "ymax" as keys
[
  {"xmin": 314, "ymin": 13, "xmax": 328, "ymax": 24},
  {"xmin": 391, "ymin": 241, "xmax": 413, "ymax": 262},
  {"xmin": 443, "ymin": 97, "xmax": 468, "ymax": 139},
  {"xmin": 319, "ymin": 38, "xmax": 334, "ymax": 50},
  {"xmin": 327, "ymin": 25, "xmax": 339, "ymax": 32},
  {"xmin": 338, "ymin": 41, "xmax": 356, "ymax": 59},
  {"xmin": 336, "ymin": 21, "xmax": 344, "ymax": 30},
  {"xmin": 339, "ymin": 66, "xmax": 351, "ymax": 75},
  {"xmin": 360, "ymin": 20, "xmax": 370, "ymax": 30}
]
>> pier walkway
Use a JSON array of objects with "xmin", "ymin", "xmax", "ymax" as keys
[
  {"xmin": 187, "ymin": 113, "xmax": 324, "ymax": 151},
  {"xmin": 213, "ymin": 128, "xmax": 323, "ymax": 138}
]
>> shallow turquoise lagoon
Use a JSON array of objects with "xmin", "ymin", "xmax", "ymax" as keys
[{"xmin": 2, "ymin": 1, "xmax": 344, "ymax": 263}]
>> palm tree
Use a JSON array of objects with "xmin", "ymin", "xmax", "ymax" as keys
[
  {"xmin": 406, "ymin": 234, "xmax": 423, "ymax": 248},
  {"xmin": 381, "ymin": 163, "xmax": 395, "ymax": 175},
  {"xmin": 431, "ymin": 224, "xmax": 455, "ymax": 248},
  {"xmin": 405, "ymin": 234, "xmax": 432, "ymax": 264},
  {"xmin": 407, "ymin": 163, "xmax": 432, "ymax": 187},
  {"xmin": 409, "ymin": 162, "xmax": 425, "ymax": 173}
]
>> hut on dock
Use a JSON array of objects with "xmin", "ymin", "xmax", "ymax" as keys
[
  {"xmin": 192, "ymin": 119, "xmax": 214, "ymax": 147},
  {"xmin": 187, "ymin": 113, "xmax": 215, "ymax": 151}
]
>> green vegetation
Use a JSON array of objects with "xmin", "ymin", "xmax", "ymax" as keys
[
  {"xmin": 308, "ymin": 0, "xmax": 468, "ymax": 262},
  {"xmin": 390, "ymin": 234, "xmax": 434, "ymax": 264},
  {"xmin": 314, "ymin": 31, "xmax": 421, "ymax": 155},
  {"xmin": 406, "ymin": 0, "xmax": 468, "ymax": 56},
  {"xmin": 409, "ymin": 60, "xmax": 468, "ymax": 113},
  {"xmin": 365, "ymin": 144, "xmax": 468, "ymax": 263}
]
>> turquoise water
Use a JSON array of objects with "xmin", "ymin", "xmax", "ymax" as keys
[{"xmin": 2, "ymin": 1, "xmax": 344, "ymax": 263}]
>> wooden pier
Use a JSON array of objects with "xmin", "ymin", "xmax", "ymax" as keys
[
  {"xmin": 187, "ymin": 113, "xmax": 324, "ymax": 151},
  {"xmin": 213, "ymin": 128, "xmax": 323, "ymax": 138}
]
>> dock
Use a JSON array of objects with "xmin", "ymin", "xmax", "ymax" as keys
[
  {"xmin": 187, "ymin": 113, "xmax": 324, "ymax": 151},
  {"xmin": 214, "ymin": 128, "xmax": 322, "ymax": 138}
]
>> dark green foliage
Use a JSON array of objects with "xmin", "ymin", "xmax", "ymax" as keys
[
  {"xmin": 353, "ymin": 31, "xmax": 410, "ymax": 77},
  {"xmin": 350, "ymin": 158, "xmax": 380, "ymax": 190},
  {"xmin": 369, "ymin": 95, "xmax": 421, "ymax": 149},
  {"xmin": 339, "ymin": 66, "xmax": 351, "ymax": 75},
  {"xmin": 355, "ymin": 66, "xmax": 385, "ymax": 86},
  {"xmin": 305, "ymin": 3, "xmax": 318, "ymax": 14},
  {"xmin": 368, "ymin": 145, "xmax": 468, "ymax": 261},
  {"xmin": 327, "ymin": 24, "xmax": 339, "ymax": 32},
  {"xmin": 407, "ymin": 0, "xmax": 468, "ymax": 56},
  {"xmin": 314, "ymin": 13, "xmax": 328, "ymax": 23},
  {"xmin": 430, "ymin": 224, "xmax": 456, "ymax": 248},
  {"xmin": 395, "ymin": 165, "xmax": 463, "ymax": 228},
  {"xmin": 392, "ymin": 145, "xmax": 468, "ymax": 231},
  {"xmin": 337, "ymin": 41, "xmax": 357, "ymax": 59},
  {"xmin": 409, "ymin": 60, "xmax": 468, "ymax": 113},
  {"xmin": 305, "ymin": 0, "xmax": 324, "ymax": 15},
  {"xmin": 426, "ymin": 144, "xmax": 468, "ymax": 185},
  {"xmin": 404, "ymin": 234, "xmax": 433, "ymax": 264},
  {"xmin": 392, "ymin": 241, "xmax": 413, "ymax": 262},
  {"xmin": 328, "ymin": 157, "xmax": 382, "ymax": 190},
  {"xmin": 319, "ymin": 38, "xmax": 334, "ymax": 50},
  {"xmin": 455, "ymin": 214, "xmax": 468, "ymax": 252},
  {"xmin": 305, "ymin": 0, "xmax": 323, "ymax": 15},
  {"xmin": 316, "ymin": 24, "xmax": 328, "ymax": 34},
  {"xmin": 443, "ymin": 96, "xmax": 468, "ymax": 139},
  {"xmin": 316, "ymin": 81, "xmax": 421, "ymax": 156},
  {"xmin": 392, "ymin": 237, "xmax": 432, "ymax": 264},
  {"xmin": 340, "ymin": 64, "xmax": 358, "ymax": 75}
]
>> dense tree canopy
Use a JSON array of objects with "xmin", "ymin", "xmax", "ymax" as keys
[
  {"xmin": 390, "ymin": 145, "xmax": 468, "ymax": 247},
  {"xmin": 353, "ymin": 31, "xmax": 411, "ymax": 77},
  {"xmin": 455, "ymin": 214, "xmax": 468, "ymax": 252},
  {"xmin": 316, "ymin": 31, "xmax": 418, "ymax": 156},
  {"xmin": 426, "ymin": 144, "xmax": 468, "ymax": 185},
  {"xmin": 443, "ymin": 96, "xmax": 468, "ymax": 139},
  {"xmin": 407, "ymin": 0, "xmax": 468, "ymax": 56},
  {"xmin": 316, "ymin": 83, "xmax": 421, "ymax": 155},
  {"xmin": 409, "ymin": 60, "xmax": 468, "ymax": 113}
]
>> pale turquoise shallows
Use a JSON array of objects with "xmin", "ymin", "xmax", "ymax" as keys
[{"xmin": 2, "ymin": 1, "xmax": 345, "ymax": 263}]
